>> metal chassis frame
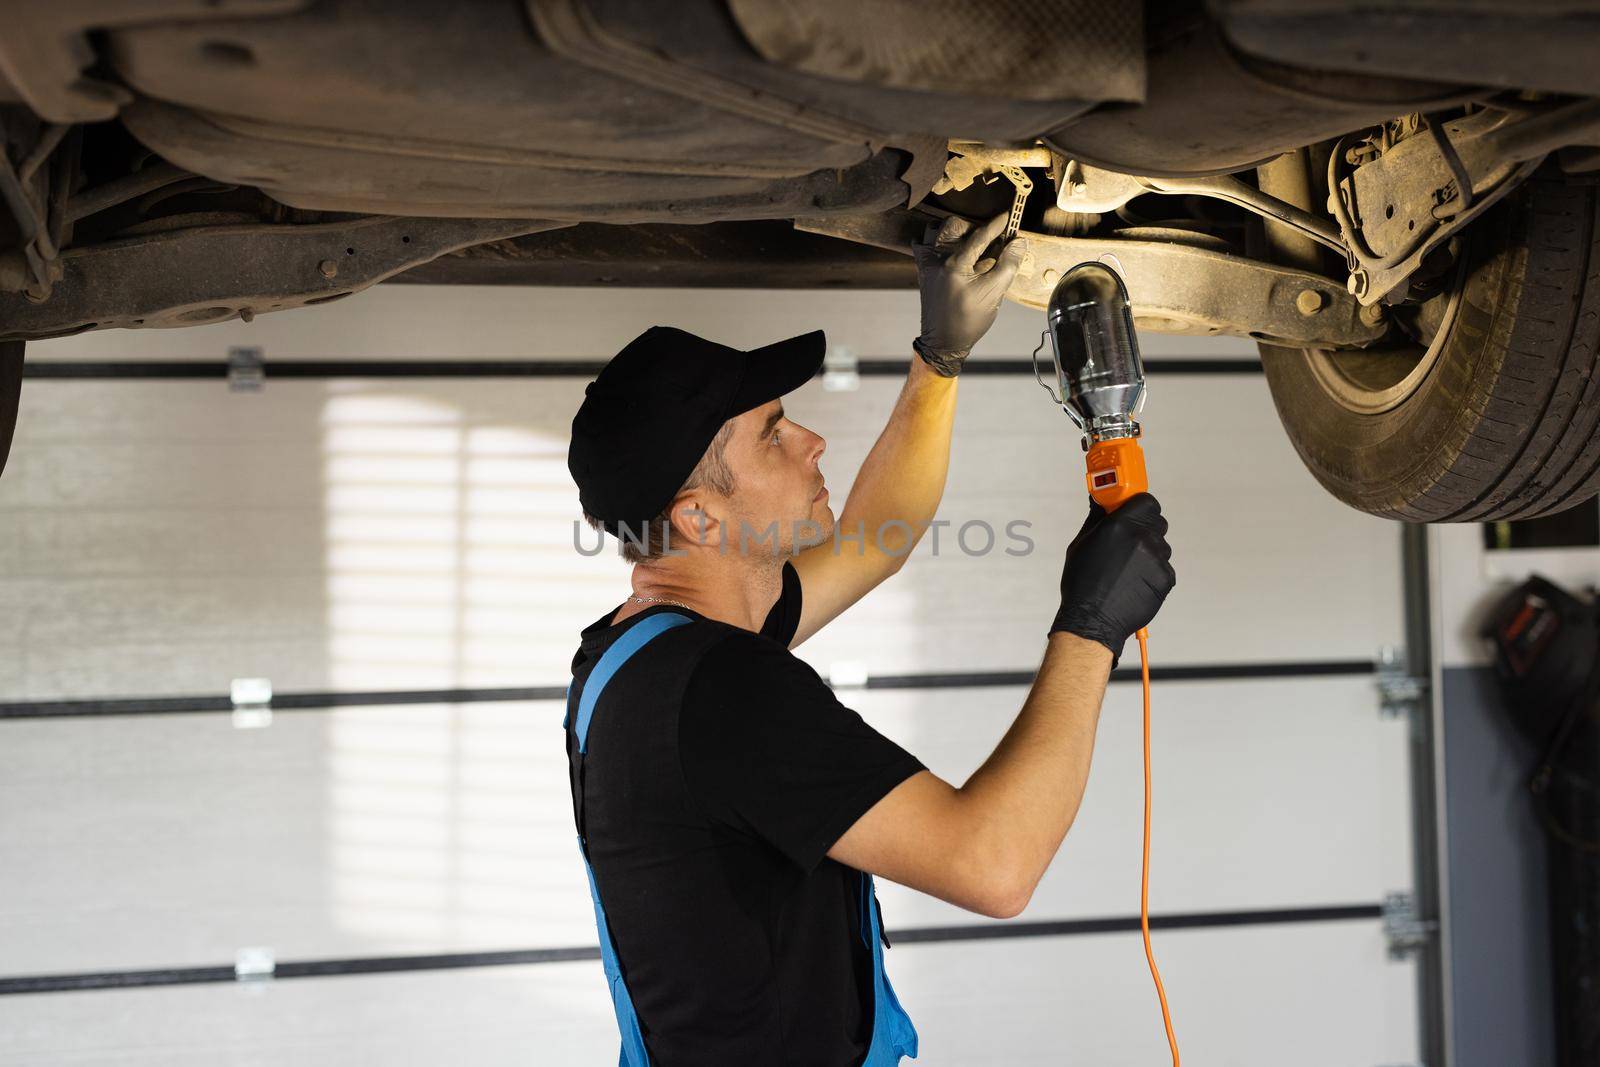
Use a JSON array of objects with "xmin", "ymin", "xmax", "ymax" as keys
[
  {"xmin": 0, "ymin": 215, "xmax": 566, "ymax": 342},
  {"xmin": 799, "ymin": 208, "xmax": 1383, "ymax": 349}
]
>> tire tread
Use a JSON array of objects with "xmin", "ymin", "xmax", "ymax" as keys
[{"xmin": 1263, "ymin": 175, "xmax": 1600, "ymax": 522}]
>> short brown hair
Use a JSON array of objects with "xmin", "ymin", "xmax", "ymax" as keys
[{"xmin": 584, "ymin": 419, "xmax": 738, "ymax": 563}]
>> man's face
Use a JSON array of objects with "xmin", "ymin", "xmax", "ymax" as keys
[{"xmin": 717, "ymin": 398, "xmax": 833, "ymax": 557}]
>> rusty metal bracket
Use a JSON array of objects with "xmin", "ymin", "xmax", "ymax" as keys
[
  {"xmin": 1054, "ymin": 98, "xmax": 1600, "ymax": 308},
  {"xmin": 0, "ymin": 216, "xmax": 567, "ymax": 341},
  {"xmin": 932, "ymin": 143, "xmax": 1051, "ymax": 240},
  {"xmin": 797, "ymin": 209, "xmax": 1383, "ymax": 348},
  {"xmin": 998, "ymin": 165, "xmax": 1032, "ymax": 242},
  {"xmin": 1327, "ymin": 102, "xmax": 1600, "ymax": 303},
  {"xmin": 1382, "ymin": 891, "xmax": 1439, "ymax": 961}
]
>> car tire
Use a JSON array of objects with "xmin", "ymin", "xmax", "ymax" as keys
[{"xmin": 1258, "ymin": 174, "xmax": 1600, "ymax": 522}]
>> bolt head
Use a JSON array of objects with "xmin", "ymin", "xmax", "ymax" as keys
[
  {"xmin": 318, "ymin": 259, "xmax": 338, "ymax": 279},
  {"xmin": 1295, "ymin": 289, "xmax": 1326, "ymax": 315},
  {"xmin": 1360, "ymin": 303, "xmax": 1386, "ymax": 327},
  {"xmin": 1042, "ymin": 268, "xmax": 1059, "ymax": 286}
]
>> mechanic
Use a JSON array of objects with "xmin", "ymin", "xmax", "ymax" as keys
[{"xmin": 564, "ymin": 213, "xmax": 1177, "ymax": 1066}]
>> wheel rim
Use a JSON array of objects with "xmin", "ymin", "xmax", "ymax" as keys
[{"xmin": 1303, "ymin": 259, "xmax": 1467, "ymax": 416}]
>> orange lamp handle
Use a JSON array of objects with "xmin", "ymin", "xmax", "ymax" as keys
[
  {"xmin": 1085, "ymin": 435, "xmax": 1147, "ymax": 512},
  {"xmin": 1086, "ymin": 435, "xmax": 1151, "ymax": 641}
]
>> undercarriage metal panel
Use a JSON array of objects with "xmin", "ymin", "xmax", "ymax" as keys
[
  {"xmin": 1217, "ymin": 0, "xmax": 1600, "ymax": 98},
  {"xmin": 118, "ymin": 98, "xmax": 913, "ymax": 222},
  {"xmin": 1045, "ymin": 14, "xmax": 1471, "ymax": 177},
  {"xmin": 0, "ymin": 216, "xmax": 564, "ymax": 341},
  {"xmin": 393, "ymin": 221, "xmax": 917, "ymax": 289},
  {"xmin": 106, "ymin": 0, "xmax": 914, "ymax": 221},
  {"xmin": 0, "ymin": 0, "xmax": 307, "ymax": 124},
  {"xmin": 109, "ymin": 2, "xmax": 868, "ymax": 175},
  {"xmin": 574, "ymin": 0, "xmax": 1120, "ymax": 142},
  {"xmin": 726, "ymin": 0, "xmax": 1143, "ymax": 102},
  {"xmin": 97, "ymin": 0, "xmax": 1118, "ymax": 222}
]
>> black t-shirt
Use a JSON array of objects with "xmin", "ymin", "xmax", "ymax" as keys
[{"xmin": 567, "ymin": 561, "xmax": 925, "ymax": 1066}]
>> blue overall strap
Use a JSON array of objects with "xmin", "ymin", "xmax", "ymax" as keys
[
  {"xmin": 582, "ymin": 845, "xmax": 650, "ymax": 1067},
  {"xmin": 858, "ymin": 872, "xmax": 920, "ymax": 1065},
  {"xmin": 567, "ymin": 611, "xmax": 693, "ymax": 1067},
  {"xmin": 567, "ymin": 611, "xmax": 693, "ymax": 746}
]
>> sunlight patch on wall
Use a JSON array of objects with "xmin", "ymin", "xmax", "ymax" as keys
[{"xmin": 317, "ymin": 384, "xmax": 615, "ymax": 950}]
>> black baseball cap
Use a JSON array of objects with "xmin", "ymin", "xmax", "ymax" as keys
[{"xmin": 568, "ymin": 325, "xmax": 826, "ymax": 537}]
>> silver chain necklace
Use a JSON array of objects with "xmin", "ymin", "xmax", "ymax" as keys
[{"xmin": 628, "ymin": 593, "xmax": 695, "ymax": 611}]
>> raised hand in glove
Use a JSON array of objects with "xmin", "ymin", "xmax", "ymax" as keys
[
  {"xmin": 1049, "ymin": 494, "xmax": 1176, "ymax": 668},
  {"xmin": 912, "ymin": 213, "xmax": 1028, "ymax": 377}
]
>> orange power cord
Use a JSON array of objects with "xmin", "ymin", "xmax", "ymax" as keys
[{"xmin": 1136, "ymin": 627, "xmax": 1180, "ymax": 1066}]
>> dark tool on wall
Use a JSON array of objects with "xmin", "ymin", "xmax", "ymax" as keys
[
  {"xmin": 1035, "ymin": 260, "xmax": 1179, "ymax": 1066},
  {"xmin": 1484, "ymin": 574, "xmax": 1600, "ymax": 1067},
  {"xmin": 1486, "ymin": 575, "xmax": 1600, "ymax": 825}
]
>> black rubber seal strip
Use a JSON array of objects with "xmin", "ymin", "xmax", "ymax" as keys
[
  {"xmin": 21, "ymin": 357, "xmax": 1261, "ymax": 380},
  {"xmin": 0, "ymin": 340, "xmax": 22, "ymax": 477},
  {"xmin": 0, "ymin": 685, "xmax": 569, "ymax": 720},
  {"xmin": 0, "ymin": 660, "xmax": 1373, "ymax": 721},
  {"xmin": 888, "ymin": 903, "xmax": 1384, "ymax": 944},
  {"xmin": 0, "ymin": 903, "xmax": 1381, "ymax": 995},
  {"xmin": 874, "ymin": 659, "xmax": 1377, "ymax": 690}
]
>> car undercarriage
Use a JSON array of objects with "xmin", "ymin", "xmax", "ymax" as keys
[{"xmin": 5, "ymin": 0, "xmax": 1600, "ymax": 520}]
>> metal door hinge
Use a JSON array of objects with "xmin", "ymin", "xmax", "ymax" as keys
[
  {"xmin": 1382, "ymin": 891, "xmax": 1437, "ymax": 960},
  {"xmin": 235, "ymin": 946, "xmax": 275, "ymax": 981},
  {"xmin": 1376, "ymin": 646, "xmax": 1428, "ymax": 719},
  {"xmin": 828, "ymin": 660, "xmax": 869, "ymax": 688},
  {"xmin": 228, "ymin": 346, "xmax": 264, "ymax": 392},
  {"xmin": 822, "ymin": 346, "xmax": 859, "ymax": 392},
  {"xmin": 231, "ymin": 676, "xmax": 273, "ymax": 729}
]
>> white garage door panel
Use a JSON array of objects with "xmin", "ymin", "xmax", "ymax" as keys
[
  {"xmin": 889, "ymin": 923, "xmax": 1419, "ymax": 1067},
  {"xmin": 3, "ymin": 287, "xmax": 1421, "ymax": 1060},
  {"xmin": 0, "ymin": 701, "xmax": 590, "ymax": 976},
  {"xmin": 0, "ymin": 378, "xmax": 616, "ymax": 700},
  {"xmin": 0, "ymin": 675, "xmax": 1406, "ymax": 977},
  {"xmin": 3, "ymin": 371, "xmax": 1399, "ymax": 702},
  {"xmin": 785, "ymin": 373, "xmax": 1404, "ymax": 675},
  {"xmin": 858, "ymin": 676, "xmax": 1410, "ymax": 924},
  {"xmin": 0, "ymin": 922, "xmax": 1416, "ymax": 1067},
  {"xmin": 0, "ymin": 962, "xmax": 620, "ymax": 1067}
]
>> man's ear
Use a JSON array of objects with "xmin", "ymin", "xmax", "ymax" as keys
[{"xmin": 667, "ymin": 491, "xmax": 720, "ymax": 551}]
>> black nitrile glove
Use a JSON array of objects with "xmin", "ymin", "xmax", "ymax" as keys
[
  {"xmin": 911, "ymin": 213, "xmax": 1028, "ymax": 376},
  {"xmin": 1049, "ymin": 494, "xmax": 1176, "ymax": 667}
]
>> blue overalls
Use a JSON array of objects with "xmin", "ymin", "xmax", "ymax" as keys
[{"xmin": 564, "ymin": 611, "xmax": 919, "ymax": 1065}]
